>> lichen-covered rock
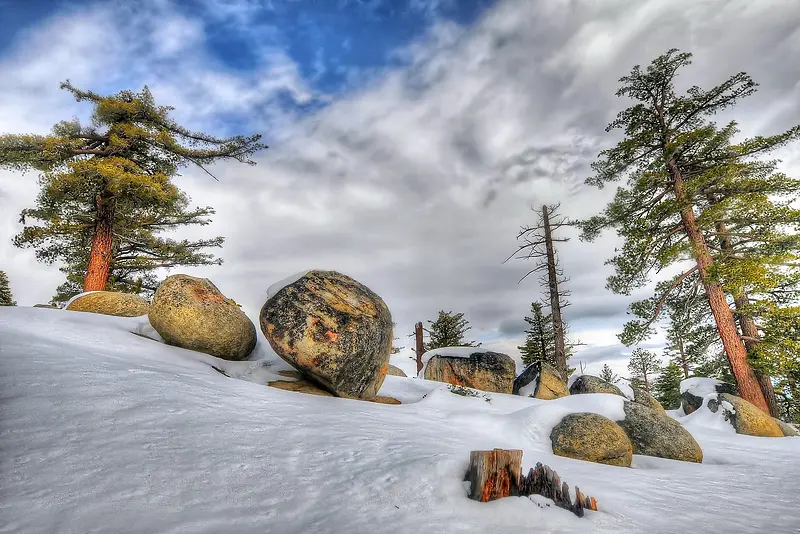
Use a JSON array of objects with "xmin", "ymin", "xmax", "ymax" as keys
[
  {"xmin": 616, "ymin": 402, "xmax": 703, "ymax": 463},
  {"xmin": 148, "ymin": 275, "xmax": 256, "ymax": 361},
  {"xmin": 773, "ymin": 418, "xmax": 800, "ymax": 437},
  {"xmin": 268, "ymin": 377, "xmax": 334, "ymax": 397},
  {"xmin": 630, "ymin": 386, "xmax": 665, "ymax": 413},
  {"xmin": 424, "ymin": 350, "xmax": 516, "ymax": 394},
  {"xmin": 681, "ymin": 378, "xmax": 737, "ymax": 415},
  {"xmin": 66, "ymin": 291, "xmax": 149, "ymax": 317},
  {"xmin": 708, "ymin": 394, "xmax": 783, "ymax": 437},
  {"xmin": 386, "ymin": 364, "xmax": 407, "ymax": 377},
  {"xmin": 514, "ymin": 362, "xmax": 568, "ymax": 399},
  {"xmin": 550, "ymin": 413, "xmax": 632, "ymax": 467},
  {"xmin": 260, "ymin": 270, "xmax": 393, "ymax": 401},
  {"xmin": 569, "ymin": 375, "xmax": 625, "ymax": 397}
]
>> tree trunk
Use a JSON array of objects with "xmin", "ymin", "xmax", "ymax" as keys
[
  {"xmin": 707, "ymin": 192, "xmax": 779, "ymax": 417},
  {"xmin": 668, "ymin": 160, "xmax": 769, "ymax": 413},
  {"xmin": 414, "ymin": 322, "xmax": 424, "ymax": 374},
  {"xmin": 677, "ymin": 338, "xmax": 690, "ymax": 379},
  {"xmin": 643, "ymin": 372, "xmax": 650, "ymax": 394},
  {"xmin": 542, "ymin": 205, "xmax": 567, "ymax": 382},
  {"xmin": 83, "ymin": 194, "xmax": 115, "ymax": 292},
  {"xmin": 465, "ymin": 449, "xmax": 523, "ymax": 502}
]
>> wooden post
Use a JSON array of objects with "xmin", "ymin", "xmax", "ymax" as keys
[
  {"xmin": 466, "ymin": 449, "xmax": 523, "ymax": 502},
  {"xmin": 415, "ymin": 321, "xmax": 424, "ymax": 374}
]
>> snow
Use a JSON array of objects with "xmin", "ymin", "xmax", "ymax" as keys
[
  {"xmin": 417, "ymin": 346, "xmax": 483, "ymax": 378},
  {"xmin": 612, "ymin": 377, "xmax": 635, "ymax": 400},
  {"xmin": 519, "ymin": 380, "xmax": 537, "ymax": 398},
  {"xmin": 265, "ymin": 270, "xmax": 311, "ymax": 300},
  {"xmin": 2, "ymin": 307, "xmax": 800, "ymax": 533},
  {"xmin": 680, "ymin": 377, "xmax": 725, "ymax": 396},
  {"xmin": 676, "ymin": 395, "xmax": 737, "ymax": 435}
]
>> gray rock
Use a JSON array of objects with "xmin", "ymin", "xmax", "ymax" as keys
[
  {"xmin": 386, "ymin": 364, "xmax": 407, "ymax": 377},
  {"xmin": 681, "ymin": 380, "xmax": 736, "ymax": 415},
  {"xmin": 425, "ymin": 350, "xmax": 516, "ymax": 394},
  {"xmin": 569, "ymin": 375, "xmax": 625, "ymax": 397},
  {"xmin": 260, "ymin": 270, "xmax": 393, "ymax": 400},
  {"xmin": 514, "ymin": 362, "xmax": 569, "ymax": 399},
  {"xmin": 616, "ymin": 402, "xmax": 703, "ymax": 463},
  {"xmin": 630, "ymin": 386, "xmax": 665, "ymax": 413},
  {"xmin": 773, "ymin": 418, "xmax": 800, "ymax": 437},
  {"xmin": 550, "ymin": 413, "xmax": 632, "ymax": 467}
]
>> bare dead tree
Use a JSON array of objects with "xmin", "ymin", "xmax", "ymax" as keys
[{"xmin": 505, "ymin": 203, "xmax": 573, "ymax": 382}]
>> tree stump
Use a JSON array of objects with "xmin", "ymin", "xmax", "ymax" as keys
[{"xmin": 466, "ymin": 449, "xmax": 523, "ymax": 502}]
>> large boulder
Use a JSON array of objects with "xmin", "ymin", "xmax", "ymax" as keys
[
  {"xmin": 148, "ymin": 275, "xmax": 256, "ymax": 361},
  {"xmin": 260, "ymin": 270, "xmax": 393, "ymax": 401},
  {"xmin": 513, "ymin": 362, "xmax": 568, "ymax": 400},
  {"xmin": 680, "ymin": 377, "xmax": 737, "ymax": 415},
  {"xmin": 616, "ymin": 402, "xmax": 703, "ymax": 463},
  {"xmin": 773, "ymin": 418, "xmax": 800, "ymax": 437},
  {"xmin": 707, "ymin": 394, "xmax": 784, "ymax": 437},
  {"xmin": 630, "ymin": 386, "xmax": 665, "ymax": 413},
  {"xmin": 386, "ymin": 364, "xmax": 407, "ymax": 377},
  {"xmin": 569, "ymin": 375, "xmax": 625, "ymax": 397},
  {"xmin": 550, "ymin": 413, "xmax": 632, "ymax": 467},
  {"xmin": 424, "ymin": 349, "xmax": 516, "ymax": 394},
  {"xmin": 66, "ymin": 291, "xmax": 149, "ymax": 317}
]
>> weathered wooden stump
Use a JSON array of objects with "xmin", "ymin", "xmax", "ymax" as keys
[
  {"xmin": 466, "ymin": 449, "xmax": 523, "ymax": 502},
  {"xmin": 466, "ymin": 450, "xmax": 598, "ymax": 517}
]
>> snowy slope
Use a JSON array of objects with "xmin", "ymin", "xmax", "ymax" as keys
[{"xmin": 1, "ymin": 307, "xmax": 799, "ymax": 534}]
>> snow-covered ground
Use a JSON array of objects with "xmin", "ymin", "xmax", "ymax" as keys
[{"xmin": 1, "ymin": 307, "xmax": 799, "ymax": 534}]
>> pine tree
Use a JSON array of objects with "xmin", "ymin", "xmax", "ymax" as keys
[
  {"xmin": 599, "ymin": 364, "xmax": 618, "ymax": 383},
  {"xmin": 0, "ymin": 271, "xmax": 16, "ymax": 306},
  {"xmin": 627, "ymin": 348, "xmax": 662, "ymax": 394},
  {"xmin": 0, "ymin": 81, "xmax": 266, "ymax": 294},
  {"xmin": 579, "ymin": 49, "xmax": 800, "ymax": 413},
  {"xmin": 424, "ymin": 310, "xmax": 480, "ymax": 351},
  {"xmin": 507, "ymin": 203, "xmax": 573, "ymax": 381},
  {"xmin": 652, "ymin": 361, "xmax": 684, "ymax": 410},
  {"xmin": 518, "ymin": 302, "xmax": 555, "ymax": 367}
]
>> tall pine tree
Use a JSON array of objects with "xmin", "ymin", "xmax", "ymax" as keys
[
  {"xmin": 424, "ymin": 310, "xmax": 480, "ymax": 351},
  {"xmin": 652, "ymin": 361, "xmax": 684, "ymax": 410},
  {"xmin": 579, "ymin": 49, "xmax": 800, "ymax": 413},
  {"xmin": 518, "ymin": 301, "xmax": 579, "ymax": 371},
  {"xmin": 0, "ymin": 271, "xmax": 16, "ymax": 306},
  {"xmin": 627, "ymin": 348, "xmax": 662, "ymax": 394},
  {"xmin": 0, "ymin": 81, "xmax": 266, "ymax": 294}
]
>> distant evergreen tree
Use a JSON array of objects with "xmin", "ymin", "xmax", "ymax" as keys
[
  {"xmin": 627, "ymin": 348, "xmax": 662, "ymax": 394},
  {"xmin": 424, "ymin": 310, "xmax": 480, "ymax": 351},
  {"xmin": 0, "ymin": 270, "xmax": 16, "ymax": 306},
  {"xmin": 599, "ymin": 364, "xmax": 617, "ymax": 383},
  {"xmin": 518, "ymin": 302, "xmax": 555, "ymax": 368},
  {"xmin": 653, "ymin": 361, "xmax": 684, "ymax": 409}
]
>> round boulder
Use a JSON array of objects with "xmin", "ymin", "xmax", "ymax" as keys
[
  {"xmin": 708, "ymin": 394, "xmax": 784, "ymax": 437},
  {"xmin": 550, "ymin": 413, "xmax": 633, "ymax": 467},
  {"xmin": 616, "ymin": 402, "xmax": 703, "ymax": 463},
  {"xmin": 386, "ymin": 364, "xmax": 407, "ymax": 377},
  {"xmin": 66, "ymin": 291, "xmax": 149, "ymax": 317},
  {"xmin": 773, "ymin": 418, "xmax": 800, "ymax": 437},
  {"xmin": 569, "ymin": 375, "xmax": 625, "ymax": 397},
  {"xmin": 424, "ymin": 350, "xmax": 516, "ymax": 394},
  {"xmin": 514, "ymin": 362, "xmax": 568, "ymax": 399},
  {"xmin": 630, "ymin": 386, "xmax": 665, "ymax": 413},
  {"xmin": 149, "ymin": 275, "xmax": 256, "ymax": 361},
  {"xmin": 260, "ymin": 270, "xmax": 393, "ymax": 401}
]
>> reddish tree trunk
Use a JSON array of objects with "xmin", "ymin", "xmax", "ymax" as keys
[
  {"xmin": 83, "ymin": 194, "xmax": 115, "ymax": 292},
  {"xmin": 414, "ymin": 322, "xmax": 424, "ymax": 374},
  {"xmin": 668, "ymin": 160, "xmax": 769, "ymax": 413}
]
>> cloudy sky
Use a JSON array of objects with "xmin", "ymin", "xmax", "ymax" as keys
[{"xmin": 1, "ymin": 0, "xmax": 799, "ymax": 376}]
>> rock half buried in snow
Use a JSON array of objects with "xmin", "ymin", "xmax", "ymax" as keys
[
  {"xmin": 260, "ymin": 270, "xmax": 393, "ymax": 401},
  {"xmin": 630, "ymin": 386, "xmax": 665, "ymax": 413},
  {"xmin": 148, "ymin": 275, "xmax": 256, "ymax": 361},
  {"xmin": 66, "ymin": 291, "xmax": 149, "ymax": 317},
  {"xmin": 681, "ymin": 377, "xmax": 737, "ymax": 415},
  {"xmin": 616, "ymin": 402, "xmax": 703, "ymax": 463},
  {"xmin": 424, "ymin": 349, "xmax": 516, "ymax": 394},
  {"xmin": 569, "ymin": 375, "xmax": 625, "ymax": 397},
  {"xmin": 514, "ymin": 362, "xmax": 568, "ymax": 399},
  {"xmin": 708, "ymin": 393, "xmax": 783, "ymax": 437},
  {"xmin": 773, "ymin": 418, "xmax": 800, "ymax": 437},
  {"xmin": 550, "ymin": 413, "xmax": 632, "ymax": 467},
  {"xmin": 386, "ymin": 364, "xmax": 407, "ymax": 377}
]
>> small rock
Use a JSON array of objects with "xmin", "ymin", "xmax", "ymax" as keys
[
  {"xmin": 424, "ymin": 350, "xmax": 516, "ymax": 394},
  {"xmin": 268, "ymin": 378, "xmax": 334, "ymax": 397},
  {"xmin": 550, "ymin": 413, "xmax": 633, "ymax": 467},
  {"xmin": 681, "ymin": 379, "xmax": 737, "ymax": 415},
  {"xmin": 514, "ymin": 362, "xmax": 568, "ymax": 399},
  {"xmin": 569, "ymin": 375, "xmax": 625, "ymax": 397},
  {"xmin": 33, "ymin": 304, "xmax": 57, "ymax": 309},
  {"xmin": 616, "ymin": 402, "xmax": 703, "ymax": 463},
  {"xmin": 386, "ymin": 365, "xmax": 407, "ymax": 377},
  {"xmin": 66, "ymin": 291, "xmax": 149, "ymax": 317},
  {"xmin": 260, "ymin": 270, "xmax": 393, "ymax": 401},
  {"xmin": 772, "ymin": 418, "xmax": 800, "ymax": 437},
  {"xmin": 372, "ymin": 396, "xmax": 401, "ymax": 405},
  {"xmin": 148, "ymin": 274, "xmax": 256, "ymax": 361}
]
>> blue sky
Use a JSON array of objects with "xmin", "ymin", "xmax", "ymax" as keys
[{"xmin": 1, "ymin": 0, "xmax": 798, "ymax": 376}]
